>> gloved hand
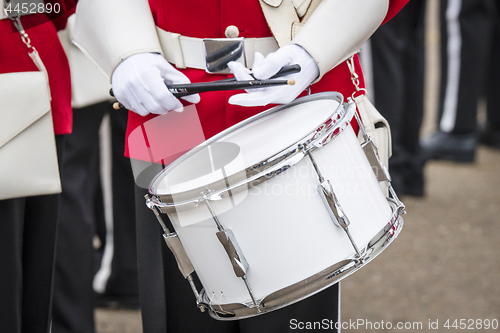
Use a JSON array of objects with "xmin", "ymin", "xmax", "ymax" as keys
[
  {"xmin": 111, "ymin": 53, "xmax": 200, "ymax": 116},
  {"xmin": 228, "ymin": 44, "xmax": 319, "ymax": 107}
]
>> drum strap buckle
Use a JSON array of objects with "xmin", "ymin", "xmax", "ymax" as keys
[{"xmin": 203, "ymin": 38, "xmax": 246, "ymax": 74}]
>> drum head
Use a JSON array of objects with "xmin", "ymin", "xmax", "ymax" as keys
[{"xmin": 149, "ymin": 93, "xmax": 345, "ymax": 203}]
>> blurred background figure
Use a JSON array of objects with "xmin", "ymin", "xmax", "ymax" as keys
[
  {"xmin": 481, "ymin": 2, "xmax": 500, "ymax": 149},
  {"xmin": 51, "ymin": 14, "xmax": 138, "ymax": 333},
  {"xmin": 361, "ymin": 0, "xmax": 427, "ymax": 196},
  {"xmin": 421, "ymin": 0, "xmax": 498, "ymax": 161},
  {"xmin": 0, "ymin": 1, "xmax": 75, "ymax": 332}
]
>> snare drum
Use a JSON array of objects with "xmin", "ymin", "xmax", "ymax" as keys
[{"xmin": 147, "ymin": 92, "xmax": 404, "ymax": 320}]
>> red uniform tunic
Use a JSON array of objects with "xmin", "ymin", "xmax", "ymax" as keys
[
  {"xmin": 125, "ymin": 0, "xmax": 409, "ymax": 162},
  {"xmin": 0, "ymin": 6, "xmax": 74, "ymax": 135}
]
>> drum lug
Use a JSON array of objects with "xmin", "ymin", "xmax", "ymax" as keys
[
  {"xmin": 353, "ymin": 109, "xmax": 392, "ymax": 183},
  {"xmin": 317, "ymin": 180, "xmax": 362, "ymax": 258},
  {"xmin": 146, "ymin": 194, "xmax": 195, "ymax": 277},
  {"xmin": 163, "ymin": 234, "xmax": 195, "ymax": 278},
  {"xmin": 361, "ymin": 138, "xmax": 391, "ymax": 183},
  {"xmin": 215, "ymin": 229, "xmax": 260, "ymax": 311},
  {"xmin": 305, "ymin": 149, "xmax": 362, "ymax": 257},
  {"xmin": 317, "ymin": 180, "xmax": 349, "ymax": 229},
  {"xmin": 145, "ymin": 195, "xmax": 202, "ymax": 305},
  {"xmin": 216, "ymin": 229, "xmax": 249, "ymax": 277},
  {"xmin": 203, "ymin": 198, "xmax": 260, "ymax": 311}
]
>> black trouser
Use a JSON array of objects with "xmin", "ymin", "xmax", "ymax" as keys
[
  {"xmin": 103, "ymin": 106, "xmax": 139, "ymax": 299},
  {"xmin": 51, "ymin": 102, "xmax": 138, "ymax": 333},
  {"xmin": 369, "ymin": 0, "xmax": 427, "ymax": 192},
  {"xmin": 0, "ymin": 136, "xmax": 65, "ymax": 333},
  {"xmin": 135, "ymin": 184, "xmax": 340, "ymax": 333},
  {"xmin": 485, "ymin": 2, "xmax": 500, "ymax": 128},
  {"xmin": 51, "ymin": 104, "xmax": 103, "ymax": 333},
  {"xmin": 438, "ymin": 0, "xmax": 496, "ymax": 134}
]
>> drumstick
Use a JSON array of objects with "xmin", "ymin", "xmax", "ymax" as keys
[
  {"xmin": 111, "ymin": 78, "xmax": 295, "ymax": 110},
  {"xmin": 218, "ymin": 64, "xmax": 302, "ymax": 83},
  {"xmin": 170, "ymin": 79, "xmax": 295, "ymax": 97},
  {"xmin": 168, "ymin": 65, "xmax": 301, "ymax": 99}
]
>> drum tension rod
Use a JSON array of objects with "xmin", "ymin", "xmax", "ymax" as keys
[
  {"xmin": 144, "ymin": 195, "xmax": 205, "ymax": 312},
  {"xmin": 202, "ymin": 191, "xmax": 225, "ymax": 232},
  {"xmin": 202, "ymin": 193, "xmax": 261, "ymax": 312},
  {"xmin": 304, "ymin": 146, "xmax": 363, "ymax": 259},
  {"xmin": 353, "ymin": 110, "xmax": 391, "ymax": 183}
]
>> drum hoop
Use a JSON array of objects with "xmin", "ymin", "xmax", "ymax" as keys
[{"xmin": 149, "ymin": 92, "xmax": 356, "ymax": 209}]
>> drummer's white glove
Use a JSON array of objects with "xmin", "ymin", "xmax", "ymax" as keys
[
  {"xmin": 111, "ymin": 53, "xmax": 200, "ymax": 116},
  {"xmin": 228, "ymin": 44, "xmax": 319, "ymax": 107}
]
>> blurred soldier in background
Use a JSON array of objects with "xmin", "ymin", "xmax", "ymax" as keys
[
  {"xmin": 422, "ymin": 0, "xmax": 498, "ymax": 161},
  {"xmin": 0, "ymin": 1, "xmax": 75, "ymax": 332},
  {"xmin": 362, "ymin": 0, "xmax": 427, "ymax": 196}
]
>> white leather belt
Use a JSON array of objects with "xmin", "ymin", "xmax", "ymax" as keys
[{"xmin": 156, "ymin": 27, "xmax": 279, "ymax": 71}]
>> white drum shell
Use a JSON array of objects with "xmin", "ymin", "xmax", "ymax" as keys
[{"xmin": 166, "ymin": 124, "xmax": 392, "ymax": 306}]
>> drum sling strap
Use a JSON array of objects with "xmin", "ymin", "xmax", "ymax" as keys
[{"xmin": 258, "ymin": 0, "xmax": 322, "ymax": 47}]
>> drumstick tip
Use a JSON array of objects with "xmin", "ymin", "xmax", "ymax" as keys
[
  {"xmin": 113, "ymin": 102, "xmax": 122, "ymax": 110},
  {"xmin": 287, "ymin": 79, "xmax": 296, "ymax": 86}
]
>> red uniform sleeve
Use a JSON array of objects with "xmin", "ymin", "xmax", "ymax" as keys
[
  {"xmin": 382, "ymin": 0, "xmax": 410, "ymax": 25},
  {"xmin": 44, "ymin": 0, "xmax": 77, "ymax": 30}
]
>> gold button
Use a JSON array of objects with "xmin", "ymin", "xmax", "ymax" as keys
[{"xmin": 225, "ymin": 25, "xmax": 240, "ymax": 38}]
